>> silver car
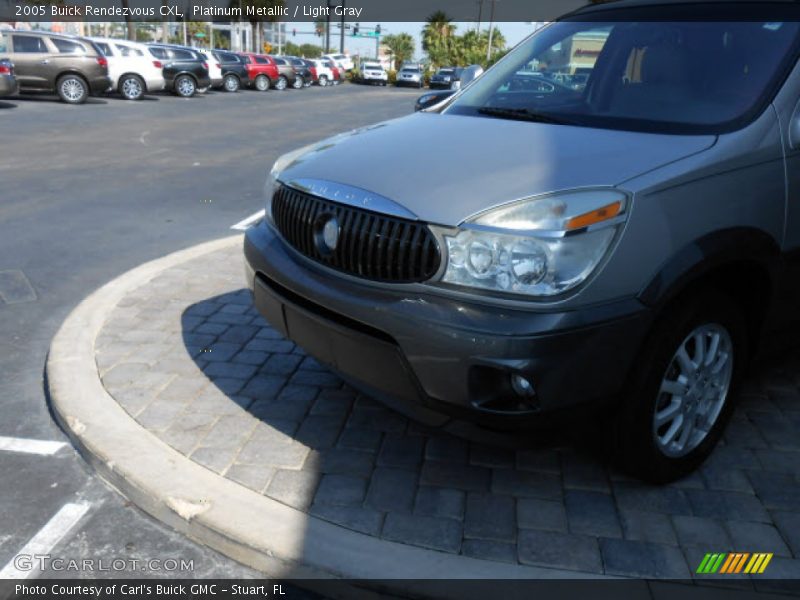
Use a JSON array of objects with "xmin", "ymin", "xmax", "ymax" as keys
[
  {"xmin": 396, "ymin": 65, "xmax": 424, "ymax": 88},
  {"xmin": 245, "ymin": 0, "xmax": 800, "ymax": 482}
]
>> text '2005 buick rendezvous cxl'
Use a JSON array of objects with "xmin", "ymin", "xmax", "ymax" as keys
[{"xmin": 245, "ymin": 1, "xmax": 800, "ymax": 481}]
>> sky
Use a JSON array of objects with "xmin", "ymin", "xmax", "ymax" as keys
[{"xmin": 300, "ymin": 21, "xmax": 543, "ymax": 60}]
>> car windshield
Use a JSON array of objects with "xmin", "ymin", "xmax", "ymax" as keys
[
  {"xmin": 402, "ymin": 67, "xmax": 419, "ymax": 73},
  {"xmin": 363, "ymin": 63, "xmax": 381, "ymax": 69},
  {"xmin": 446, "ymin": 14, "xmax": 800, "ymax": 134},
  {"xmin": 437, "ymin": 69, "xmax": 454, "ymax": 75}
]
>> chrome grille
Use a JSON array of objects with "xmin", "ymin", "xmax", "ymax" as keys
[{"xmin": 271, "ymin": 184, "xmax": 440, "ymax": 283}]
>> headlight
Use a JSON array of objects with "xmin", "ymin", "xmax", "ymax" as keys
[{"xmin": 437, "ymin": 189, "xmax": 627, "ymax": 297}]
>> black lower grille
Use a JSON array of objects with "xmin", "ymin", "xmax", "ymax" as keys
[{"xmin": 271, "ymin": 184, "xmax": 440, "ymax": 283}]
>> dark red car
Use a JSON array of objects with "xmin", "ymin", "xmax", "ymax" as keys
[{"xmin": 238, "ymin": 52, "xmax": 280, "ymax": 91}]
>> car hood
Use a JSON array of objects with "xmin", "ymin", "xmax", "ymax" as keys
[{"xmin": 277, "ymin": 113, "xmax": 716, "ymax": 226}]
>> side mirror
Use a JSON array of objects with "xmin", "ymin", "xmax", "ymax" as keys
[
  {"xmin": 415, "ymin": 89, "xmax": 457, "ymax": 112},
  {"xmin": 459, "ymin": 64, "xmax": 484, "ymax": 88}
]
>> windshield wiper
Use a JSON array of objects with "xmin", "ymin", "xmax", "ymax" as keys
[{"xmin": 477, "ymin": 106, "xmax": 576, "ymax": 125}]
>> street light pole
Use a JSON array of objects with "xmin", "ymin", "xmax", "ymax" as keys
[
  {"xmin": 476, "ymin": 0, "xmax": 484, "ymax": 32},
  {"xmin": 325, "ymin": 0, "xmax": 332, "ymax": 53},
  {"xmin": 339, "ymin": 0, "xmax": 345, "ymax": 54},
  {"xmin": 486, "ymin": 0, "xmax": 497, "ymax": 61}
]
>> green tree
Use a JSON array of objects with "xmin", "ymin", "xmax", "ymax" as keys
[
  {"xmin": 451, "ymin": 29, "xmax": 506, "ymax": 67},
  {"xmin": 421, "ymin": 11, "xmax": 455, "ymax": 68},
  {"xmin": 382, "ymin": 33, "xmax": 415, "ymax": 70},
  {"xmin": 284, "ymin": 42, "xmax": 323, "ymax": 57}
]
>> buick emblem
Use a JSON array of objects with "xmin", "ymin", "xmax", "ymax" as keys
[{"xmin": 316, "ymin": 215, "xmax": 340, "ymax": 254}]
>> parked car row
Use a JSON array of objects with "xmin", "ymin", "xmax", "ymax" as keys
[
  {"xmin": 352, "ymin": 61, "xmax": 468, "ymax": 90},
  {"xmin": 0, "ymin": 29, "xmax": 347, "ymax": 103}
]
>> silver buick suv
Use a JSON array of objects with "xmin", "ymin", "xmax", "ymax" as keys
[{"xmin": 245, "ymin": 0, "xmax": 800, "ymax": 481}]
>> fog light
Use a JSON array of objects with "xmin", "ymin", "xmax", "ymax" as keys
[{"xmin": 511, "ymin": 374, "xmax": 535, "ymax": 398}]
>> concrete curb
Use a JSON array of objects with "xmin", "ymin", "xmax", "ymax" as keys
[{"xmin": 47, "ymin": 235, "xmax": 604, "ymax": 598}]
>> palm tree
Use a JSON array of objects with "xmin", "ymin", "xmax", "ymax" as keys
[
  {"xmin": 382, "ymin": 33, "xmax": 415, "ymax": 70},
  {"xmin": 422, "ymin": 11, "xmax": 455, "ymax": 68}
]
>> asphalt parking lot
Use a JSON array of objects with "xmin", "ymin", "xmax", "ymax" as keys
[{"xmin": 0, "ymin": 83, "xmax": 422, "ymax": 581}]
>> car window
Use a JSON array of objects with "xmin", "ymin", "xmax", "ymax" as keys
[
  {"xmin": 170, "ymin": 48, "xmax": 196, "ymax": 60},
  {"xmin": 116, "ymin": 44, "xmax": 143, "ymax": 57},
  {"xmin": 254, "ymin": 56, "xmax": 268, "ymax": 64},
  {"xmin": 12, "ymin": 35, "xmax": 48, "ymax": 53},
  {"xmin": 148, "ymin": 47, "xmax": 167, "ymax": 59},
  {"xmin": 218, "ymin": 51, "xmax": 238, "ymax": 63},
  {"xmin": 51, "ymin": 38, "xmax": 86, "ymax": 54},
  {"xmin": 449, "ymin": 16, "xmax": 800, "ymax": 135},
  {"xmin": 273, "ymin": 58, "xmax": 285, "ymax": 65},
  {"xmin": 95, "ymin": 41, "xmax": 112, "ymax": 56},
  {"xmin": 0, "ymin": 34, "xmax": 8, "ymax": 53}
]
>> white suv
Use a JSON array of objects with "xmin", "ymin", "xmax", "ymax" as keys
[
  {"xmin": 88, "ymin": 37, "xmax": 165, "ymax": 100},
  {"xmin": 323, "ymin": 52, "xmax": 353, "ymax": 72},
  {"xmin": 358, "ymin": 61, "xmax": 388, "ymax": 85},
  {"xmin": 310, "ymin": 59, "xmax": 335, "ymax": 86},
  {"xmin": 195, "ymin": 49, "xmax": 223, "ymax": 90}
]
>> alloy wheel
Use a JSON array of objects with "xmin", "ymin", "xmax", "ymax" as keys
[
  {"xmin": 61, "ymin": 78, "xmax": 85, "ymax": 103},
  {"xmin": 176, "ymin": 77, "xmax": 195, "ymax": 97},
  {"xmin": 121, "ymin": 77, "xmax": 142, "ymax": 100},
  {"xmin": 224, "ymin": 75, "xmax": 239, "ymax": 92},
  {"xmin": 653, "ymin": 323, "xmax": 734, "ymax": 458}
]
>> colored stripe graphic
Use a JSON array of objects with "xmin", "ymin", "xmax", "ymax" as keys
[
  {"xmin": 720, "ymin": 553, "xmax": 737, "ymax": 573},
  {"xmin": 699, "ymin": 553, "xmax": 774, "ymax": 575}
]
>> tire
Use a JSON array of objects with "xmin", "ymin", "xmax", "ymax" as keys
[
  {"xmin": 611, "ymin": 289, "xmax": 746, "ymax": 483},
  {"xmin": 275, "ymin": 75, "xmax": 288, "ymax": 91},
  {"xmin": 174, "ymin": 75, "xmax": 196, "ymax": 98},
  {"xmin": 318, "ymin": 75, "xmax": 328, "ymax": 87},
  {"xmin": 254, "ymin": 74, "xmax": 270, "ymax": 91},
  {"xmin": 292, "ymin": 75, "xmax": 304, "ymax": 89},
  {"xmin": 223, "ymin": 74, "xmax": 240, "ymax": 92},
  {"xmin": 118, "ymin": 74, "xmax": 144, "ymax": 101},
  {"xmin": 56, "ymin": 74, "xmax": 88, "ymax": 104}
]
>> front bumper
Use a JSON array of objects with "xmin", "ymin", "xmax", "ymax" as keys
[{"xmin": 244, "ymin": 223, "xmax": 651, "ymax": 428}]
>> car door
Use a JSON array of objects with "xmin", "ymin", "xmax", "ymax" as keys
[{"xmin": 8, "ymin": 34, "xmax": 51, "ymax": 89}]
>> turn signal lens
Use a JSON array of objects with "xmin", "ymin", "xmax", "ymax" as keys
[{"xmin": 566, "ymin": 201, "xmax": 622, "ymax": 231}]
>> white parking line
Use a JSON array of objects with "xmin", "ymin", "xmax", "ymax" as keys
[
  {"xmin": 0, "ymin": 436, "xmax": 66, "ymax": 456},
  {"xmin": 230, "ymin": 210, "xmax": 265, "ymax": 231},
  {"xmin": 0, "ymin": 502, "xmax": 90, "ymax": 579}
]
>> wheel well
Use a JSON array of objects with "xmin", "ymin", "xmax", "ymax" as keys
[
  {"xmin": 175, "ymin": 72, "xmax": 197, "ymax": 84},
  {"xmin": 661, "ymin": 261, "xmax": 772, "ymax": 355},
  {"xmin": 56, "ymin": 71, "xmax": 88, "ymax": 86}
]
